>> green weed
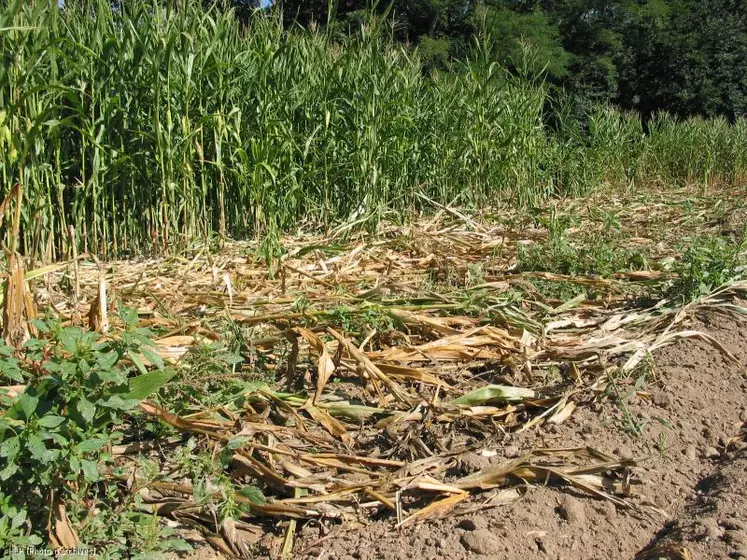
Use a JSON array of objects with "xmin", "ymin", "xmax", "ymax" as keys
[
  {"xmin": 327, "ymin": 304, "xmax": 399, "ymax": 339},
  {"xmin": 519, "ymin": 231, "xmax": 647, "ymax": 278},
  {"xmin": 668, "ymin": 233, "xmax": 746, "ymax": 302},
  {"xmin": 0, "ymin": 310, "xmax": 177, "ymax": 551},
  {"xmin": 517, "ymin": 225, "xmax": 648, "ymax": 300},
  {"xmin": 603, "ymin": 355, "xmax": 663, "ymax": 438},
  {"xmin": 157, "ymin": 339, "xmax": 270, "ymax": 414}
]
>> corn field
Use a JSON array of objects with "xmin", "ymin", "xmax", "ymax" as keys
[{"xmin": 1, "ymin": 0, "xmax": 746, "ymax": 261}]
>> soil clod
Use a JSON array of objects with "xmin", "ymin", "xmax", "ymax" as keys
[
  {"xmin": 460, "ymin": 529, "xmax": 501, "ymax": 555},
  {"xmin": 558, "ymin": 495, "xmax": 586, "ymax": 526}
]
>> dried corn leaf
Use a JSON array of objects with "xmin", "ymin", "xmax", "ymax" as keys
[
  {"xmin": 548, "ymin": 401, "xmax": 576, "ymax": 425},
  {"xmin": 293, "ymin": 327, "xmax": 336, "ymax": 401},
  {"xmin": 3, "ymin": 253, "xmax": 28, "ymax": 347},
  {"xmin": 452, "ymin": 385, "xmax": 535, "ymax": 406},
  {"xmin": 328, "ymin": 328, "xmax": 412, "ymax": 403},
  {"xmin": 303, "ymin": 402, "xmax": 353, "ymax": 446},
  {"xmin": 397, "ymin": 492, "xmax": 469, "ymax": 529},
  {"xmin": 222, "ymin": 517, "xmax": 254, "ymax": 559},
  {"xmin": 49, "ymin": 502, "xmax": 79, "ymax": 550}
]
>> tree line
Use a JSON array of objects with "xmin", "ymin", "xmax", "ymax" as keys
[{"xmin": 269, "ymin": 0, "xmax": 747, "ymax": 120}]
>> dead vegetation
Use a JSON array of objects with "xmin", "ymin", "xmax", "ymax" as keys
[{"xmin": 1, "ymin": 185, "xmax": 747, "ymax": 556}]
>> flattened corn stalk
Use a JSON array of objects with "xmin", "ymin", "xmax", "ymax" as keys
[{"xmin": 4, "ymin": 204, "xmax": 746, "ymax": 551}]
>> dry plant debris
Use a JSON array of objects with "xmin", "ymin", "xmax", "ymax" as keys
[{"xmin": 3, "ymin": 186, "xmax": 746, "ymax": 555}]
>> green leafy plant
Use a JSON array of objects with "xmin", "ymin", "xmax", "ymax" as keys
[
  {"xmin": 157, "ymin": 339, "xmax": 267, "ymax": 414},
  {"xmin": 0, "ymin": 490, "xmax": 42, "ymax": 548},
  {"xmin": 172, "ymin": 436, "xmax": 264, "ymax": 526},
  {"xmin": 326, "ymin": 304, "xmax": 399, "ymax": 339},
  {"xmin": 518, "ymin": 226, "xmax": 648, "ymax": 300},
  {"xmin": 0, "ymin": 309, "xmax": 175, "ymax": 549},
  {"xmin": 604, "ymin": 368, "xmax": 647, "ymax": 437},
  {"xmin": 602, "ymin": 354, "xmax": 659, "ymax": 437},
  {"xmin": 668, "ymin": 234, "xmax": 746, "ymax": 302},
  {"xmin": 519, "ymin": 231, "xmax": 646, "ymax": 278}
]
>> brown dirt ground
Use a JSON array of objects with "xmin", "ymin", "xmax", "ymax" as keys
[{"xmin": 224, "ymin": 310, "xmax": 747, "ymax": 560}]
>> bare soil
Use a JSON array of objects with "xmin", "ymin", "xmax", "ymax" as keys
[{"xmin": 270, "ymin": 311, "xmax": 747, "ymax": 560}]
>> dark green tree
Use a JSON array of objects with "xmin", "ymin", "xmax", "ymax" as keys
[
  {"xmin": 471, "ymin": 2, "xmax": 571, "ymax": 80},
  {"xmin": 274, "ymin": 0, "xmax": 367, "ymax": 28},
  {"xmin": 270, "ymin": 0, "xmax": 747, "ymax": 118},
  {"xmin": 391, "ymin": 0, "xmax": 473, "ymax": 70},
  {"xmin": 618, "ymin": 0, "xmax": 747, "ymax": 118},
  {"xmin": 519, "ymin": 0, "xmax": 626, "ymax": 102}
]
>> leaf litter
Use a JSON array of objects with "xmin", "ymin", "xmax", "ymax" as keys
[{"xmin": 5, "ymin": 186, "xmax": 747, "ymax": 556}]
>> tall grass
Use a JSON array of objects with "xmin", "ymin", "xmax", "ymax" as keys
[
  {"xmin": 1, "ymin": 0, "xmax": 745, "ymax": 261},
  {"xmin": 642, "ymin": 114, "xmax": 747, "ymax": 188}
]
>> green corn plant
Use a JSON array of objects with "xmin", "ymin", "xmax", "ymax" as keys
[{"xmin": 0, "ymin": 0, "xmax": 745, "ymax": 262}]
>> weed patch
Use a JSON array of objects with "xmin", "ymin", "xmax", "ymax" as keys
[
  {"xmin": 0, "ymin": 311, "xmax": 178, "ymax": 551},
  {"xmin": 667, "ymin": 233, "xmax": 746, "ymax": 302}
]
